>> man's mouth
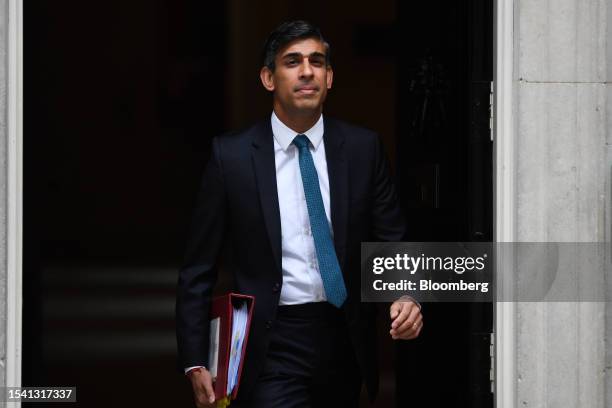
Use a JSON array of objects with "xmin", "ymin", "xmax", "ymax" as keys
[{"xmin": 295, "ymin": 86, "xmax": 318, "ymax": 93}]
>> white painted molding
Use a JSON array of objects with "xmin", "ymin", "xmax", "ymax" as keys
[
  {"xmin": 6, "ymin": 0, "xmax": 23, "ymax": 393},
  {"xmin": 493, "ymin": 0, "xmax": 516, "ymax": 407}
]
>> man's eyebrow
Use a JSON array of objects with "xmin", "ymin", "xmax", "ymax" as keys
[{"xmin": 281, "ymin": 51, "xmax": 327, "ymax": 60}]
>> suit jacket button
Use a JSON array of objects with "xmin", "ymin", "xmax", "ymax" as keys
[
  {"xmin": 272, "ymin": 283, "xmax": 280, "ymax": 292},
  {"xmin": 266, "ymin": 320, "xmax": 273, "ymax": 329}
]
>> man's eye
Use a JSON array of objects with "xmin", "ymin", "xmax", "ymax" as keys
[{"xmin": 287, "ymin": 60, "xmax": 298, "ymax": 66}]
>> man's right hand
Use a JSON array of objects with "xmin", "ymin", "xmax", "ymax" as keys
[{"xmin": 188, "ymin": 367, "xmax": 216, "ymax": 407}]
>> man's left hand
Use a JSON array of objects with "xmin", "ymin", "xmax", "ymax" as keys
[{"xmin": 389, "ymin": 298, "xmax": 423, "ymax": 340}]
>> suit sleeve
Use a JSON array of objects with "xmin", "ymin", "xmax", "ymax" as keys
[
  {"xmin": 369, "ymin": 136, "xmax": 417, "ymax": 310},
  {"xmin": 369, "ymin": 134, "xmax": 407, "ymax": 242},
  {"xmin": 176, "ymin": 137, "xmax": 226, "ymax": 371}
]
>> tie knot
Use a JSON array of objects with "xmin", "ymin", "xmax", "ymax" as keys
[{"xmin": 292, "ymin": 134, "xmax": 310, "ymax": 150}]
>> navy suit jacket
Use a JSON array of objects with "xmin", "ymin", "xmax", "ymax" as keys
[{"xmin": 176, "ymin": 116, "xmax": 406, "ymax": 402}]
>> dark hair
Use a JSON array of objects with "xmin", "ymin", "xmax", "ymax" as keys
[{"xmin": 261, "ymin": 20, "xmax": 331, "ymax": 71}]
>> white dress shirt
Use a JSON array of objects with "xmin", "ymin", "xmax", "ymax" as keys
[{"xmin": 271, "ymin": 111, "xmax": 330, "ymax": 305}]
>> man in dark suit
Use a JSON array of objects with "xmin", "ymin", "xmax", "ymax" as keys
[{"xmin": 176, "ymin": 20, "xmax": 423, "ymax": 408}]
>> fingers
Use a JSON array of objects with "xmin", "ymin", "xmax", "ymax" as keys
[
  {"xmin": 389, "ymin": 300, "xmax": 423, "ymax": 340},
  {"xmin": 395, "ymin": 305, "xmax": 421, "ymax": 334},
  {"xmin": 389, "ymin": 301, "xmax": 402, "ymax": 320},
  {"xmin": 190, "ymin": 369, "xmax": 216, "ymax": 407},
  {"xmin": 390, "ymin": 301, "xmax": 414, "ymax": 330},
  {"xmin": 203, "ymin": 376, "xmax": 215, "ymax": 404},
  {"xmin": 395, "ymin": 313, "xmax": 422, "ymax": 339},
  {"xmin": 194, "ymin": 382, "xmax": 215, "ymax": 408},
  {"xmin": 410, "ymin": 319, "xmax": 424, "ymax": 339}
]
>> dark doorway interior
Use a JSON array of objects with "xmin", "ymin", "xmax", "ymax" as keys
[
  {"xmin": 24, "ymin": 2, "xmax": 226, "ymax": 407},
  {"xmin": 24, "ymin": 1, "xmax": 493, "ymax": 407},
  {"xmin": 394, "ymin": 1, "xmax": 494, "ymax": 407}
]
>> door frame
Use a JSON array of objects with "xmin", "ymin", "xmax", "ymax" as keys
[
  {"xmin": 5, "ymin": 1, "xmax": 516, "ymax": 405},
  {"xmin": 493, "ymin": 0, "xmax": 516, "ymax": 407},
  {"xmin": 6, "ymin": 0, "xmax": 24, "ymax": 393}
]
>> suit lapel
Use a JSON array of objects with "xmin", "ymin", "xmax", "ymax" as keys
[
  {"xmin": 323, "ymin": 119, "xmax": 349, "ymax": 272},
  {"xmin": 251, "ymin": 121, "xmax": 283, "ymax": 277}
]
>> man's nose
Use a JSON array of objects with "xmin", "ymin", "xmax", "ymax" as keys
[{"xmin": 299, "ymin": 61, "xmax": 314, "ymax": 78}]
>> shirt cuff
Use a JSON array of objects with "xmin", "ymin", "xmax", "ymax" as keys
[
  {"xmin": 184, "ymin": 366, "xmax": 205, "ymax": 375},
  {"xmin": 397, "ymin": 295, "xmax": 421, "ymax": 310}
]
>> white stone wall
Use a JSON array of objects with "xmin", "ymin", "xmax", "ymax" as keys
[
  {"xmin": 0, "ymin": 0, "xmax": 8, "ymax": 393},
  {"xmin": 515, "ymin": 0, "xmax": 609, "ymax": 406},
  {"xmin": 606, "ymin": 0, "xmax": 612, "ymax": 405}
]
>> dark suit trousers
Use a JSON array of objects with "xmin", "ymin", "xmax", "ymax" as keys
[{"xmin": 236, "ymin": 302, "xmax": 362, "ymax": 408}]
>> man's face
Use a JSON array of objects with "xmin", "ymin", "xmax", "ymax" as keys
[{"xmin": 261, "ymin": 37, "xmax": 333, "ymax": 115}]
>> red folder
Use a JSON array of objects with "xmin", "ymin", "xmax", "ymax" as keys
[{"xmin": 209, "ymin": 292, "xmax": 255, "ymax": 402}]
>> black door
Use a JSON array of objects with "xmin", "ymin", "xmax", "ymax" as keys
[{"xmin": 394, "ymin": 0, "xmax": 494, "ymax": 407}]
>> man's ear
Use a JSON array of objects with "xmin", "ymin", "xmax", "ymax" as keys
[
  {"xmin": 260, "ymin": 67, "xmax": 275, "ymax": 92},
  {"xmin": 326, "ymin": 66, "xmax": 333, "ymax": 90}
]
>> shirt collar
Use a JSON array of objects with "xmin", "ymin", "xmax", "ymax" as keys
[{"xmin": 271, "ymin": 111, "xmax": 324, "ymax": 151}]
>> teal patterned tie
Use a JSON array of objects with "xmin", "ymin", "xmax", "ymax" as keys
[{"xmin": 292, "ymin": 135, "xmax": 347, "ymax": 308}]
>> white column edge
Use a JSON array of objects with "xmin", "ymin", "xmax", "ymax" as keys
[
  {"xmin": 493, "ymin": 0, "xmax": 516, "ymax": 407},
  {"xmin": 6, "ymin": 0, "xmax": 23, "ymax": 393}
]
